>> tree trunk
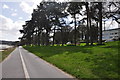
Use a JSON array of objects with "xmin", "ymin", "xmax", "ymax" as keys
[
  {"xmin": 61, "ymin": 29, "xmax": 64, "ymax": 46},
  {"xmin": 98, "ymin": 2, "xmax": 102, "ymax": 45},
  {"xmin": 81, "ymin": 30, "xmax": 84, "ymax": 40},
  {"xmin": 38, "ymin": 31, "xmax": 41, "ymax": 46},
  {"xmin": 85, "ymin": 2, "xmax": 89, "ymax": 46},
  {"xmin": 45, "ymin": 30, "xmax": 49, "ymax": 46},
  {"xmin": 96, "ymin": 21, "xmax": 99, "ymax": 42},
  {"xmin": 89, "ymin": 15, "xmax": 93, "ymax": 45},
  {"xmin": 74, "ymin": 14, "xmax": 77, "ymax": 46},
  {"xmin": 53, "ymin": 27, "xmax": 55, "ymax": 46},
  {"xmin": 36, "ymin": 29, "xmax": 39, "ymax": 45}
]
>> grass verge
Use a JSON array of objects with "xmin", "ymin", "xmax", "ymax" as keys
[
  {"xmin": 0, "ymin": 47, "xmax": 15, "ymax": 62},
  {"xmin": 23, "ymin": 41, "xmax": 119, "ymax": 79}
]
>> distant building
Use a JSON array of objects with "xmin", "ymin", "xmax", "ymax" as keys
[{"xmin": 102, "ymin": 28, "xmax": 120, "ymax": 41}]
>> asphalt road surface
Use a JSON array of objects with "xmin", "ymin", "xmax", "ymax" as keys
[{"xmin": 1, "ymin": 47, "xmax": 73, "ymax": 79}]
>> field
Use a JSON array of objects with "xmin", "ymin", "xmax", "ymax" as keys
[
  {"xmin": 23, "ymin": 41, "xmax": 119, "ymax": 79},
  {"xmin": 0, "ymin": 47, "xmax": 15, "ymax": 62}
]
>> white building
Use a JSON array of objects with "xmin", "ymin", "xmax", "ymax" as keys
[{"xmin": 102, "ymin": 28, "xmax": 120, "ymax": 41}]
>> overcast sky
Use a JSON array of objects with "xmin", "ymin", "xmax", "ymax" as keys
[
  {"xmin": 0, "ymin": 0, "xmax": 42, "ymax": 41},
  {"xmin": 0, "ymin": 0, "xmax": 119, "ymax": 41}
]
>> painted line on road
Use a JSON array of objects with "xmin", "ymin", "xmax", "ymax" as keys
[{"xmin": 19, "ymin": 47, "xmax": 30, "ymax": 80}]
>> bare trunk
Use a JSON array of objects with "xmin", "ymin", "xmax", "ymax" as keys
[
  {"xmin": 45, "ymin": 30, "xmax": 49, "ymax": 46},
  {"xmin": 89, "ymin": 16, "xmax": 93, "ymax": 45},
  {"xmin": 86, "ymin": 2, "xmax": 89, "ymax": 45},
  {"xmin": 74, "ymin": 14, "xmax": 77, "ymax": 46},
  {"xmin": 98, "ymin": 2, "xmax": 102, "ymax": 44},
  {"xmin": 61, "ymin": 29, "xmax": 64, "ymax": 46},
  {"xmin": 53, "ymin": 27, "xmax": 55, "ymax": 46},
  {"xmin": 96, "ymin": 21, "xmax": 99, "ymax": 42}
]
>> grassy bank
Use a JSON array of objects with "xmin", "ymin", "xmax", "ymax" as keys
[
  {"xmin": 23, "ymin": 41, "xmax": 119, "ymax": 79},
  {"xmin": 0, "ymin": 47, "xmax": 15, "ymax": 62}
]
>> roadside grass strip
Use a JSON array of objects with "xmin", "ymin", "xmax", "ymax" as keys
[
  {"xmin": 23, "ymin": 41, "xmax": 119, "ymax": 79},
  {"xmin": 0, "ymin": 47, "xmax": 15, "ymax": 62}
]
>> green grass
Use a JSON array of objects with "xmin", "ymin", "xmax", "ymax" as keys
[
  {"xmin": 23, "ymin": 41, "xmax": 120, "ymax": 79},
  {"xmin": 0, "ymin": 47, "xmax": 15, "ymax": 62}
]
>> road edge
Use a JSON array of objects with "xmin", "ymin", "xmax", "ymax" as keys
[{"xmin": 23, "ymin": 47, "xmax": 76, "ymax": 79}]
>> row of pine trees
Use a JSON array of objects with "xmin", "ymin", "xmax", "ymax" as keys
[{"xmin": 19, "ymin": 1, "xmax": 120, "ymax": 46}]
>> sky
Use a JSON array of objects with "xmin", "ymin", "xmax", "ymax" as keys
[
  {"xmin": 0, "ymin": 0, "xmax": 43, "ymax": 41},
  {"xmin": 0, "ymin": 0, "xmax": 119, "ymax": 41}
]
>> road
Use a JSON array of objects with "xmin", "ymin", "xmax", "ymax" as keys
[{"xmin": 1, "ymin": 47, "xmax": 73, "ymax": 79}]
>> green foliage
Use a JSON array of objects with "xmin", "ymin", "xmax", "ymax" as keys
[{"xmin": 23, "ymin": 41, "xmax": 119, "ymax": 79}]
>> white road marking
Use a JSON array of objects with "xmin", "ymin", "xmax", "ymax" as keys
[{"xmin": 19, "ymin": 47, "xmax": 30, "ymax": 80}]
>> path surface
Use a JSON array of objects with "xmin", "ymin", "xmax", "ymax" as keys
[{"xmin": 1, "ymin": 47, "xmax": 73, "ymax": 78}]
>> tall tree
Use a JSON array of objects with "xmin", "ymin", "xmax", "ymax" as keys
[{"xmin": 67, "ymin": 2, "xmax": 83, "ymax": 45}]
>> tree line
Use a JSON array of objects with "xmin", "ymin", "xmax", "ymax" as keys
[{"xmin": 19, "ymin": 1, "xmax": 120, "ymax": 46}]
